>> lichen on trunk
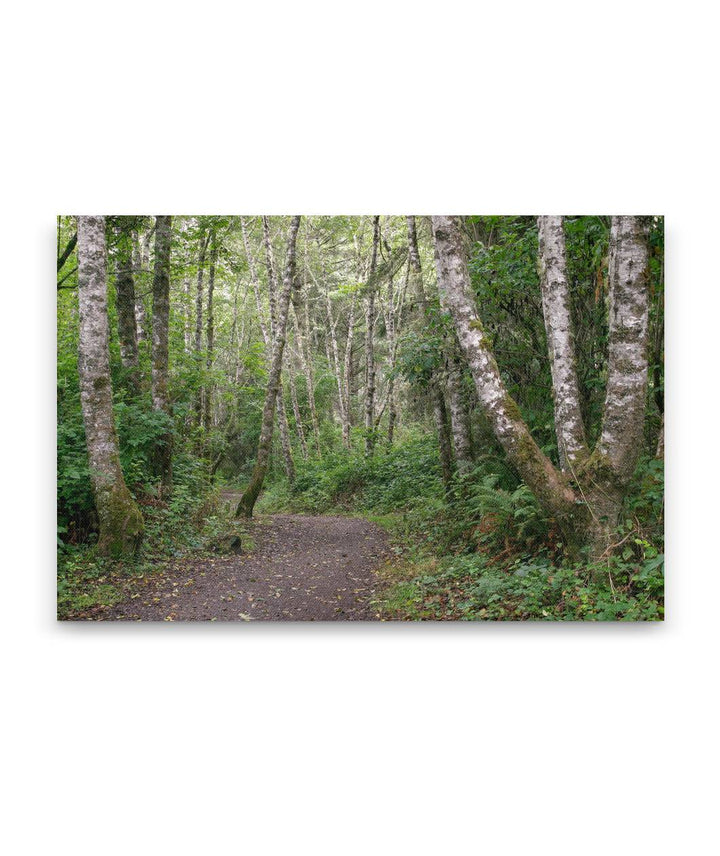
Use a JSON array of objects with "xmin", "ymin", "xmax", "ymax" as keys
[{"xmin": 76, "ymin": 215, "xmax": 144, "ymax": 556}]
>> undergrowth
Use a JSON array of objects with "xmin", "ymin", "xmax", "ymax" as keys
[{"xmin": 259, "ymin": 431, "xmax": 665, "ymax": 621}]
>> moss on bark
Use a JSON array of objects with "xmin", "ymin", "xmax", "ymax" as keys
[{"xmin": 96, "ymin": 482, "xmax": 144, "ymax": 557}]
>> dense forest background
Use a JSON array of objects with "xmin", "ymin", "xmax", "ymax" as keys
[{"xmin": 57, "ymin": 214, "xmax": 663, "ymax": 620}]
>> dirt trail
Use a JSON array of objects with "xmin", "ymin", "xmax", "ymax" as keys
[{"xmin": 105, "ymin": 510, "xmax": 389, "ymax": 622}]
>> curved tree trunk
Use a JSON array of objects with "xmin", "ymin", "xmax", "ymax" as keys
[
  {"xmin": 76, "ymin": 216, "xmax": 144, "ymax": 556},
  {"xmin": 431, "ymin": 216, "xmax": 578, "ymax": 531},
  {"xmin": 151, "ymin": 215, "xmax": 173, "ymax": 497},
  {"xmin": 236, "ymin": 216, "xmax": 302, "ymax": 518},
  {"xmin": 432, "ymin": 214, "xmax": 651, "ymax": 558}
]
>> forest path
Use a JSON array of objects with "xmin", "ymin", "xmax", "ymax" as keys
[{"xmin": 107, "ymin": 497, "xmax": 389, "ymax": 621}]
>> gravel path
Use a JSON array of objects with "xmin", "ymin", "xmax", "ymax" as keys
[{"xmin": 105, "ymin": 514, "xmax": 389, "ymax": 622}]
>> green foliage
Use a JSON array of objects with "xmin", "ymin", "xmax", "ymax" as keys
[
  {"xmin": 260, "ymin": 431, "xmax": 445, "ymax": 515},
  {"xmin": 372, "ymin": 452, "xmax": 664, "ymax": 621},
  {"xmin": 379, "ymin": 551, "xmax": 663, "ymax": 621}
]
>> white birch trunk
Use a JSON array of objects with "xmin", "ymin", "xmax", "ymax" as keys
[
  {"xmin": 537, "ymin": 216, "xmax": 588, "ymax": 470},
  {"xmin": 431, "ymin": 215, "xmax": 577, "ymax": 525}
]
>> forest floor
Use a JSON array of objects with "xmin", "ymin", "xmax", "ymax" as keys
[{"xmin": 96, "ymin": 495, "xmax": 389, "ymax": 621}]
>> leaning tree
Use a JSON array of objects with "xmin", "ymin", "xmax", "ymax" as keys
[{"xmin": 431, "ymin": 215, "xmax": 651, "ymax": 557}]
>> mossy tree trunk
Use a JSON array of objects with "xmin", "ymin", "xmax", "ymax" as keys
[
  {"xmin": 151, "ymin": 215, "xmax": 173, "ymax": 497},
  {"xmin": 578, "ymin": 215, "xmax": 651, "ymax": 555},
  {"xmin": 76, "ymin": 216, "xmax": 144, "ymax": 556},
  {"xmin": 236, "ymin": 216, "xmax": 302, "ymax": 518},
  {"xmin": 431, "ymin": 215, "xmax": 651, "ymax": 558}
]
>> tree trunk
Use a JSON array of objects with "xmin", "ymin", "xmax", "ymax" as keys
[
  {"xmin": 364, "ymin": 216, "xmax": 380, "ymax": 455},
  {"xmin": 113, "ymin": 219, "xmax": 141, "ymax": 396},
  {"xmin": 288, "ymin": 367, "xmax": 308, "ymax": 458},
  {"xmin": 407, "ymin": 216, "xmax": 455, "ymax": 494},
  {"xmin": 194, "ymin": 229, "xmax": 210, "ymax": 425},
  {"xmin": 262, "ymin": 216, "xmax": 295, "ymax": 481},
  {"xmin": 301, "ymin": 227, "xmax": 322, "ymax": 454},
  {"xmin": 581, "ymin": 215, "xmax": 651, "ymax": 555},
  {"xmin": 445, "ymin": 349, "xmax": 473, "ymax": 474},
  {"xmin": 76, "ymin": 216, "xmax": 144, "ymax": 556},
  {"xmin": 183, "ymin": 273, "xmax": 192, "ymax": 354},
  {"xmin": 431, "ymin": 216, "xmax": 577, "ymax": 529},
  {"xmin": 432, "ymin": 214, "xmax": 651, "ymax": 558},
  {"xmin": 537, "ymin": 216, "xmax": 588, "ymax": 470},
  {"xmin": 151, "ymin": 215, "xmax": 173, "ymax": 496},
  {"xmin": 342, "ymin": 294, "xmax": 357, "ymax": 448},
  {"xmin": 132, "ymin": 228, "xmax": 149, "ymax": 344},
  {"xmin": 236, "ymin": 216, "xmax": 302, "ymax": 517},
  {"xmin": 276, "ymin": 383, "xmax": 296, "ymax": 481},
  {"xmin": 203, "ymin": 233, "xmax": 217, "ymax": 433},
  {"xmin": 242, "ymin": 216, "xmax": 295, "ymax": 479}
]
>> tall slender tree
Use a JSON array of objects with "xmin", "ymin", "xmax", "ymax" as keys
[
  {"xmin": 236, "ymin": 216, "xmax": 302, "ymax": 518},
  {"xmin": 364, "ymin": 216, "xmax": 380, "ymax": 455},
  {"xmin": 113, "ymin": 217, "xmax": 141, "ymax": 396},
  {"xmin": 76, "ymin": 216, "xmax": 144, "ymax": 556},
  {"xmin": 151, "ymin": 215, "xmax": 173, "ymax": 496},
  {"xmin": 537, "ymin": 215, "xmax": 588, "ymax": 470},
  {"xmin": 203, "ymin": 231, "xmax": 218, "ymax": 433}
]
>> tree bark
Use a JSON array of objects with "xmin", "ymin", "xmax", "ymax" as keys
[
  {"xmin": 76, "ymin": 216, "xmax": 144, "ymax": 556},
  {"xmin": 431, "ymin": 216, "xmax": 577, "ymax": 528},
  {"xmin": 242, "ymin": 216, "xmax": 295, "ymax": 480},
  {"xmin": 445, "ymin": 348, "xmax": 473, "ymax": 474},
  {"xmin": 261, "ymin": 216, "xmax": 295, "ymax": 482},
  {"xmin": 288, "ymin": 366, "xmax": 308, "ymax": 458},
  {"xmin": 113, "ymin": 219, "xmax": 141, "ymax": 396},
  {"xmin": 194, "ymin": 229, "xmax": 210, "ymax": 425},
  {"xmin": 236, "ymin": 216, "xmax": 302, "ymax": 517},
  {"xmin": 132, "ymin": 228, "xmax": 149, "ymax": 344},
  {"xmin": 342, "ymin": 293, "xmax": 357, "ymax": 448},
  {"xmin": 537, "ymin": 216, "xmax": 588, "ymax": 469},
  {"xmin": 151, "ymin": 215, "xmax": 173, "ymax": 496},
  {"xmin": 364, "ymin": 216, "xmax": 380, "ymax": 455},
  {"xmin": 203, "ymin": 232, "xmax": 217, "ymax": 433},
  {"xmin": 581, "ymin": 215, "xmax": 651, "ymax": 553},
  {"xmin": 432, "ymin": 214, "xmax": 651, "ymax": 557}
]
